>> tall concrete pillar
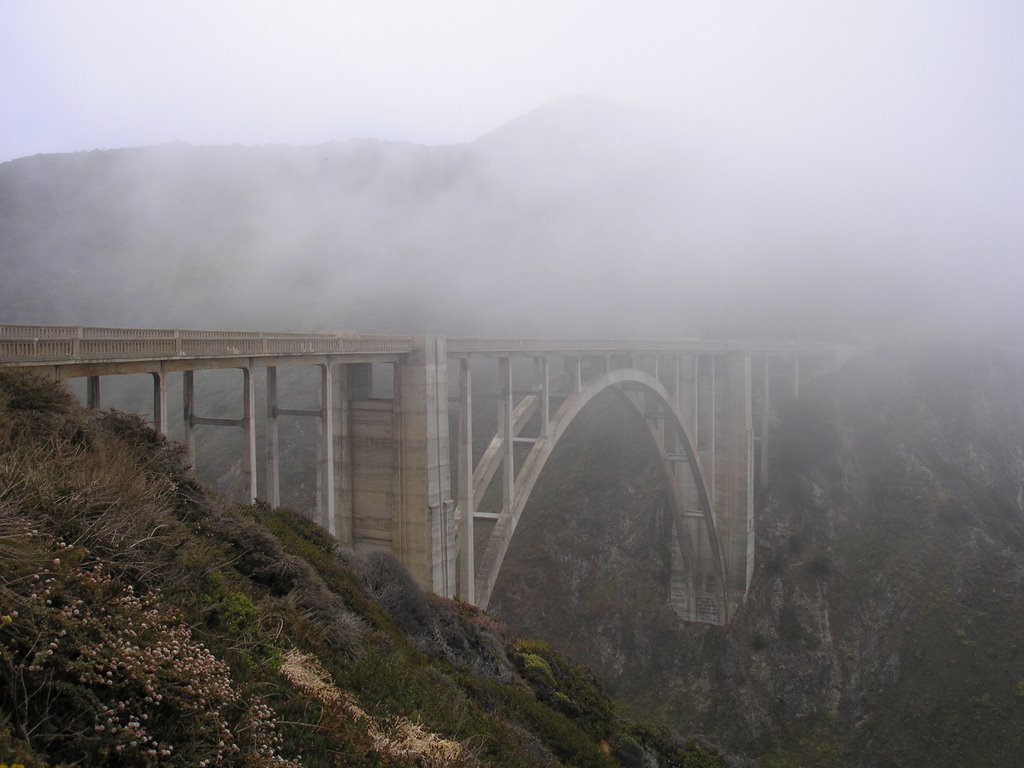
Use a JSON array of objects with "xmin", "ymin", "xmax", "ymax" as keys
[
  {"xmin": 331, "ymin": 364, "xmax": 354, "ymax": 548},
  {"xmin": 266, "ymin": 366, "xmax": 280, "ymax": 507},
  {"xmin": 537, "ymin": 355, "xmax": 550, "ymax": 438},
  {"xmin": 708, "ymin": 355, "xmax": 717, "ymax": 505},
  {"xmin": 714, "ymin": 353, "xmax": 754, "ymax": 613},
  {"xmin": 319, "ymin": 363, "xmax": 336, "ymax": 536},
  {"xmin": 182, "ymin": 370, "xmax": 196, "ymax": 462},
  {"xmin": 87, "ymin": 376, "xmax": 101, "ymax": 410},
  {"xmin": 499, "ymin": 356, "xmax": 514, "ymax": 518},
  {"xmin": 242, "ymin": 367, "xmax": 257, "ymax": 504},
  {"xmin": 151, "ymin": 370, "xmax": 167, "ymax": 434},
  {"xmin": 567, "ymin": 356, "xmax": 583, "ymax": 393},
  {"xmin": 691, "ymin": 354, "xmax": 700, "ymax": 449},
  {"xmin": 758, "ymin": 355, "xmax": 771, "ymax": 489},
  {"xmin": 457, "ymin": 358, "xmax": 475, "ymax": 602},
  {"xmin": 396, "ymin": 336, "xmax": 455, "ymax": 597}
]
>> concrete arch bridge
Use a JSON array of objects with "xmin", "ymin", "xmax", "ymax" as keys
[{"xmin": 0, "ymin": 326, "xmax": 844, "ymax": 624}]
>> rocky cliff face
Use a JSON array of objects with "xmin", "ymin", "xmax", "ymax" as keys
[{"xmin": 491, "ymin": 346, "xmax": 1024, "ymax": 766}]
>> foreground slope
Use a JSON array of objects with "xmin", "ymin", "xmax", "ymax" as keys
[{"xmin": 0, "ymin": 369, "xmax": 729, "ymax": 767}]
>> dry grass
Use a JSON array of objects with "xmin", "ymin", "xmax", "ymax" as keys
[
  {"xmin": 0, "ymin": 429, "xmax": 179, "ymax": 575},
  {"xmin": 280, "ymin": 648, "xmax": 465, "ymax": 767}
]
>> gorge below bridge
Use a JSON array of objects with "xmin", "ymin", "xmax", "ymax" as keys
[{"xmin": 0, "ymin": 325, "xmax": 847, "ymax": 625}]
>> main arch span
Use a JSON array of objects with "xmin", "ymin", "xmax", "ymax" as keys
[
  {"xmin": 447, "ymin": 338, "xmax": 841, "ymax": 623},
  {"xmin": 0, "ymin": 325, "xmax": 846, "ymax": 624},
  {"xmin": 466, "ymin": 367, "xmax": 727, "ymax": 622}
]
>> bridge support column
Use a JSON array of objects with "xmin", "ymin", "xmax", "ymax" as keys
[
  {"xmin": 86, "ymin": 376, "xmax": 100, "ymax": 410},
  {"xmin": 457, "ymin": 358, "xmax": 475, "ymax": 602},
  {"xmin": 266, "ymin": 367, "xmax": 280, "ymax": 507},
  {"xmin": 331, "ymin": 364, "xmax": 354, "ymax": 548},
  {"xmin": 536, "ymin": 356, "xmax": 549, "ymax": 438},
  {"xmin": 757, "ymin": 356, "xmax": 770, "ymax": 489},
  {"xmin": 713, "ymin": 354, "xmax": 754, "ymax": 614},
  {"xmin": 499, "ymin": 357, "xmax": 514, "ymax": 517},
  {"xmin": 151, "ymin": 370, "xmax": 167, "ymax": 434},
  {"xmin": 318, "ymin": 363, "xmax": 336, "ymax": 536},
  {"xmin": 568, "ymin": 356, "xmax": 582, "ymax": 393},
  {"xmin": 709, "ymin": 355, "xmax": 716, "ymax": 505},
  {"xmin": 395, "ymin": 337, "xmax": 455, "ymax": 597},
  {"xmin": 242, "ymin": 366, "xmax": 257, "ymax": 504},
  {"xmin": 183, "ymin": 370, "xmax": 196, "ymax": 461}
]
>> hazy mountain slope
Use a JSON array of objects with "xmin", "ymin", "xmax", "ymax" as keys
[
  {"xmin": 490, "ymin": 345, "xmax": 1024, "ymax": 767},
  {"xmin": 1, "ymin": 100, "xmax": 711, "ymax": 337},
  {"xmin": 5, "ymin": 98, "xmax": 1015, "ymax": 341}
]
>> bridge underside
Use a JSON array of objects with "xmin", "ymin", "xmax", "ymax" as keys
[{"xmin": 2, "ymin": 326, "xmax": 834, "ymax": 625}]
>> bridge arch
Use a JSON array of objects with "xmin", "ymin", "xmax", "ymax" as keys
[{"xmin": 469, "ymin": 368, "xmax": 729, "ymax": 621}]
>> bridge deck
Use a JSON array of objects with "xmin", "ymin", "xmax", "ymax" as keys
[
  {"xmin": 1, "ymin": 325, "xmax": 850, "ymax": 372},
  {"xmin": 0, "ymin": 325, "xmax": 413, "ymax": 374}
]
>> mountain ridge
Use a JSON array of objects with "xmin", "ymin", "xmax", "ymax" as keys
[{"xmin": 6, "ymin": 99, "xmax": 1013, "ymax": 342}]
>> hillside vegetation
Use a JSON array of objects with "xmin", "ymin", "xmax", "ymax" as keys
[{"xmin": 0, "ymin": 369, "xmax": 730, "ymax": 767}]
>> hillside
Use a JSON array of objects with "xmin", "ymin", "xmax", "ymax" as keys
[
  {"xmin": 490, "ymin": 345, "xmax": 1024, "ymax": 767},
  {"xmin": 3, "ymin": 99, "xmax": 1017, "ymax": 342},
  {"xmin": 0, "ymin": 369, "xmax": 733, "ymax": 767},
  {"xmin": 0, "ymin": 101, "xmax": 704, "ymax": 338}
]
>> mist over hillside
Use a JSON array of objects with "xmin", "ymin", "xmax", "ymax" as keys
[{"xmin": 3, "ymin": 98, "xmax": 1019, "ymax": 342}]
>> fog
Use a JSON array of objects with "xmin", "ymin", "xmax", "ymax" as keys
[{"xmin": 1, "ymin": 3, "xmax": 1022, "ymax": 342}]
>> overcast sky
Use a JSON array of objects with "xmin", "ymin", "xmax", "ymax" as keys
[{"xmin": 2, "ymin": 1, "xmax": 1021, "ymax": 162}]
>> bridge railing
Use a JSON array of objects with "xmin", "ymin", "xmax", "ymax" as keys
[
  {"xmin": 0, "ymin": 325, "xmax": 82, "ymax": 339},
  {"xmin": 446, "ymin": 337, "xmax": 703, "ymax": 354},
  {"xmin": 0, "ymin": 325, "xmax": 413, "ymax": 363},
  {"xmin": 446, "ymin": 337, "xmax": 855, "ymax": 357}
]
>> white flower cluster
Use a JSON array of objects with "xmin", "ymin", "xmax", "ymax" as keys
[{"xmin": 4, "ymin": 560, "xmax": 296, "ymax": 765}]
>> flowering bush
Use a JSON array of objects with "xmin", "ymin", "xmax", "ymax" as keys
[{"xmin": 0, "ymin": 553, "xmax": 293, "ymax": 766}]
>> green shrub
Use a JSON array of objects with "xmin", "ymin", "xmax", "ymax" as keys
[
  {"xmin": 0, "ymin": 369, "xmax": 75, "ymax": 413},
  {"xmin": 509, "ymin": 639, "xmax": 616, "ymax": 740}
]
